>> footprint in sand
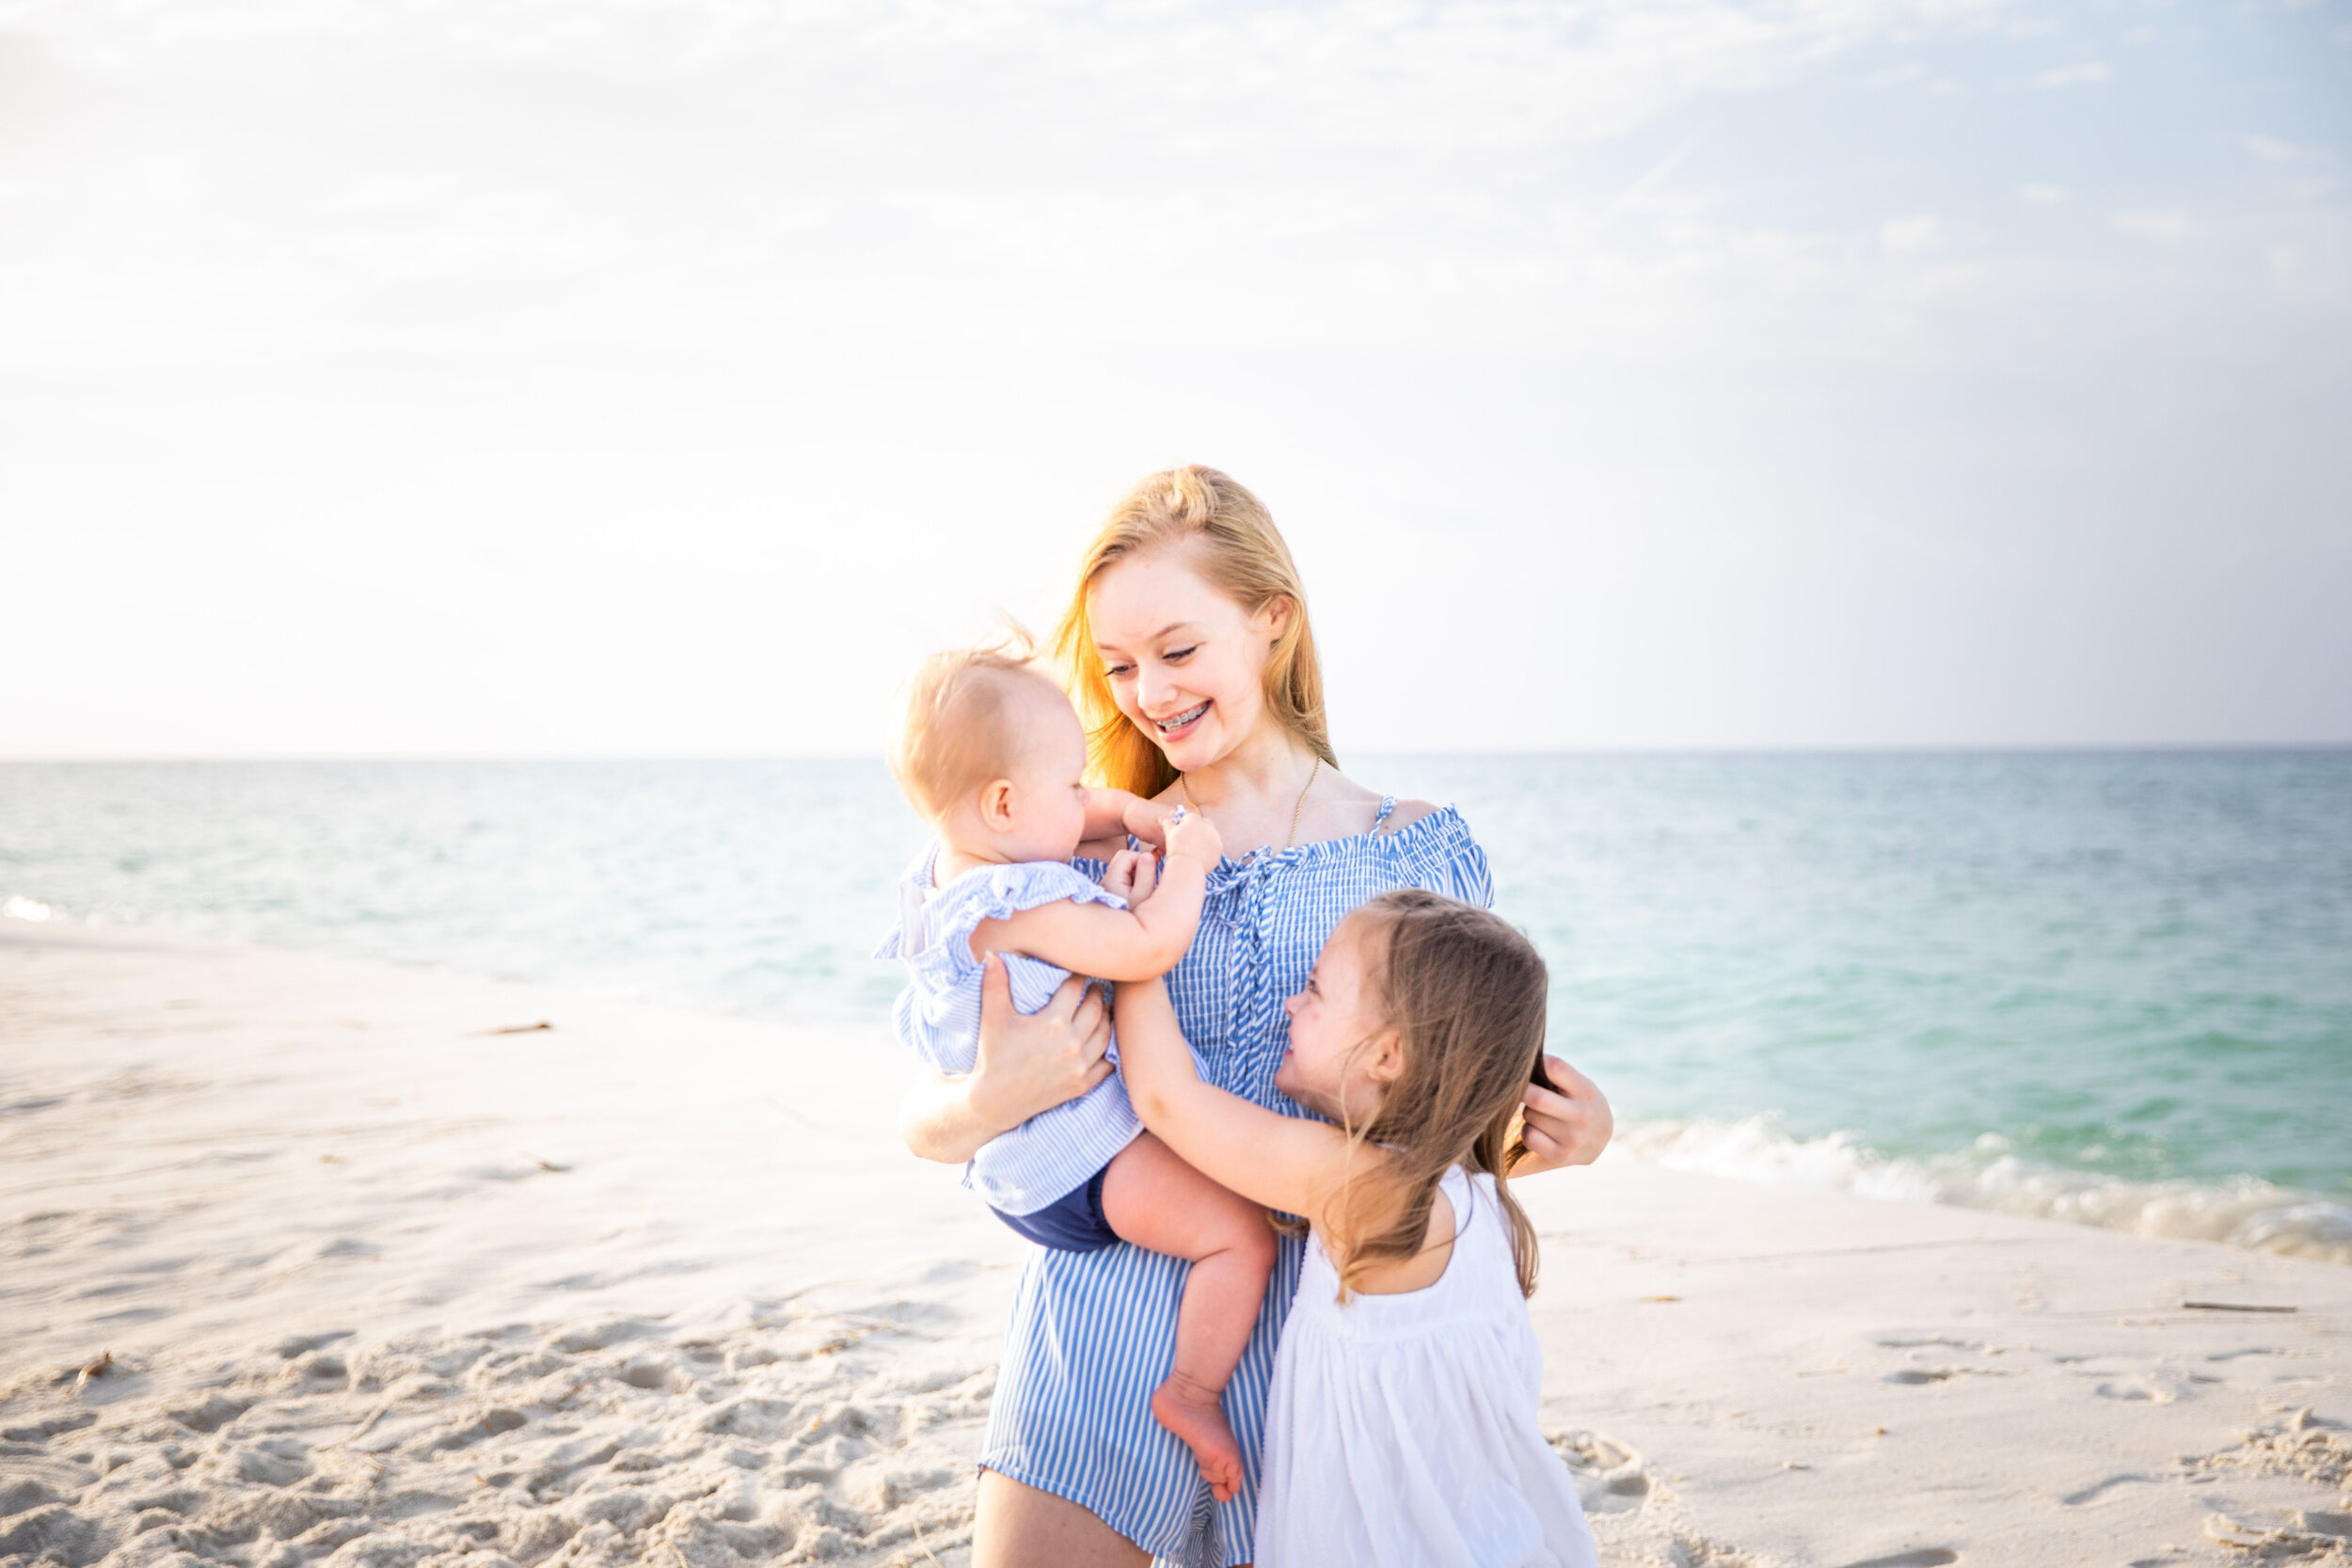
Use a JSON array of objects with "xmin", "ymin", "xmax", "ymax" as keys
[
  {"xmin": 1836, "ymin": 1551, "xmax": 1959, "ymax": 1568},
  {"xmin": 1548, "ymin": 1430, "xmax": 1653, "ymax": 1514},
  {"xmin": 2091, "ymin": 1376, "xmax": 2184, "ymax": 1403},
  {"xmin": 2205, "ymin": 1512, "xmax": 2352, "ymax": 1560},
  {"xmin": 0, "ymin": 1303, "xmax": 996, "ymax": 1568}
]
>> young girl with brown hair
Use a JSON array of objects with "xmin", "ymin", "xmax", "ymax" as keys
[{"xmin": 1116, "ymin": 888, "xmax": 1599, "ymax": 1567}]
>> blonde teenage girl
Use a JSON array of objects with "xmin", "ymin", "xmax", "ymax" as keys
[
  {"xmin": 1117, "ymin": 888, "xmax": 1598, "ymax": 1567},
  {"xmin": 895, "ymin": 466, "xmax": 1616, "ymax": 1567}
]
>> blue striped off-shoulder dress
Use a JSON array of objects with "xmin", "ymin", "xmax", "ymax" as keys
[{"xmin": 968, "ymin": 798, "xmax": 1494, "ymax": 1567}]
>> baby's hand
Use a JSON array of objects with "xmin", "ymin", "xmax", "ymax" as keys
[
  {"xmin": 1100, "ymin": 847, "xmax": 1160, "ymax": 906},
  {"xmin": 1162, "ymin": 808, "xmax": 1224, "ymax": 868}
]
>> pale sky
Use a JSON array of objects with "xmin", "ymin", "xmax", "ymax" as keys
[{"xmin": 3, "ymin": 0, "xmax": 2347, "ymax": 757}]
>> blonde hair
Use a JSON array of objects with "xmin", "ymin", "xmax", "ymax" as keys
[
  {"xmin": 1050, "ymin": 466, "xmax": 1337, "ymax": 797},
  {"xmin": 1320, "ymin": 890, "xmax": 1550, "ymax": 1302},
  {"xmin": 887, "ymin": 641, "xmax": 1063, "ymax": 822}
]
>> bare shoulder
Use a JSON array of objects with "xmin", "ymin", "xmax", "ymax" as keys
[
  {"xmin": 1375, "ymin": 798, "xmax": 1443, "ymax": 835},
  {"xmin": 1311, "ymin": 770, "xmax": 1444, "ymax": 840}
]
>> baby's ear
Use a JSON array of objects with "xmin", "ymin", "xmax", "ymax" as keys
[{"xmin": 978, "ymin": 777, "xmax": 1018, "ymax": 828}]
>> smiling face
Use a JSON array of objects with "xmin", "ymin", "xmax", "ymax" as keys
[
  {"xmin": 1276, "ymin": 915, "xmax": 1402, "ymax": 1125},
  {"xmin": 1086, "ymin": 539, "xmax": 1290, "ymax": 776}
]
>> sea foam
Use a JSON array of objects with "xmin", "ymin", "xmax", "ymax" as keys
[{"xmin": 1613, "ymin": 1116, "xmax": 2352, "ymax": 1267}]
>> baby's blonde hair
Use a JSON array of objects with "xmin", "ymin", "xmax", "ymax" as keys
[{"xmin": 888, "ymin": 642, "xmax": 1065, "ymax": 822}]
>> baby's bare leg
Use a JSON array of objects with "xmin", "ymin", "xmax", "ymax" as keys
[{"xmin": 1099, "ymin": 1132, "xmax": 1278, "ymax": 1503}]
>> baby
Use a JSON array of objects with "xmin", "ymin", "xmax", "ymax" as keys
[{"xmin": 875, "ymin": 644, "xmax": 1277, "ymax": 1501}]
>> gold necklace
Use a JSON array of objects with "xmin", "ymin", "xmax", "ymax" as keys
[{"xmin": 1181, "ymin": 756, "xmax": 1322, "ymax": 849}]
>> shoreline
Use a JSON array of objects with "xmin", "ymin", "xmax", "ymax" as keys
[
  {"xmin": 9, "ymin": 899, "xmax": 2344, "ymax": 1275},
  {"xmin": 5, "ymin": 922, "xmax": 2349, "ymax": 1566}
]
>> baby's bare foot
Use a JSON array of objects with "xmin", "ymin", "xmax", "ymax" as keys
[{"xmin": 1151, "ymin": 1373, "xmax": 1244, "ymax": 1502}]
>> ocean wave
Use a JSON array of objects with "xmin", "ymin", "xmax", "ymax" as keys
[{"xmin": 1612, "ymin": 1115, "xmax": 2352, "ymax": 1267}]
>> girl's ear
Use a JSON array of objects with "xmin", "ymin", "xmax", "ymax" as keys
[
  {"xmin": 1254, "ymin": 594, "xmax": 1293, "ymax": 641},
  {"xmin": 978, "ymin": 778, "xmax": 1017, "ymax": 830},
  {"xmin": 1365, "ymin": 1028, "xmax": 1406, "ymax": 1085}
]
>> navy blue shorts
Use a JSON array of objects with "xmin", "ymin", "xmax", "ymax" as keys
[{"xmin": 991, "ymin": 1164, "xmax": 1119, "ymax": 1252}]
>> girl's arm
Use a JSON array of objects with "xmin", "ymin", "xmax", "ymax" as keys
[
  {"xmin": 973, "ymin": 812, "xmax": 1222, "ymax": 982},
  {"xmin": 1079, "ymin": 786, "xmax": 1169, "ymax": 849},
  {"xmin": 898, "ymin": 958, "xmax": 1113, "ymax": 1163},
  {"xmin": 1114, "ymin": 975, "xmax": 1364, "ymax": 1227}
]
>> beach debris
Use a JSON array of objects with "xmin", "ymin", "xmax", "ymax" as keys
[
  {"xmin": 478, "ymin": 1020, "xmax": 554, "ymax": 1035},
  {"xmin": 1638, "ymin": 1294, "xmax": 1680, "ymax": 1304},
  {"xmin": 814, "ymin": 1322, "xmax": 885, "ymax": 1355},
  {"xmin": 2185, "ymin": 1300, "xmax": 2298, "ymax": 1314},
  {"xmin": 906, "ymin": 1510, "xmax": 951, "ymax": 1568},
  {"xmin": 56, "ymin": 1351, "xmax": 112, "ymax": 1390},
  {"xmin": 520, "ymin": 1150, "xmax": 571, "ymax": 1172}
]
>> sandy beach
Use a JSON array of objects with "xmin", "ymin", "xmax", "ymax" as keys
[{"xmin": 4, "ymin": 920, "xmax": 2347, "ymax": 1568}]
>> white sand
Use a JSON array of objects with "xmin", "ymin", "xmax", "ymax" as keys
[{"xmin": 3, "ymin": 921, "xmax": 2347, "ymax": 1568}]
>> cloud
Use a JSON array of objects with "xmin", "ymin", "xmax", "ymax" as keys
[
  {"xmin": 2113, "ymin": 209, "xmax": 2192, "ymax": 241},
  {"xmin": 2033, "ymin": 61, "xmax": 2111, "ymax": 87},
  {"xmin": 2246, "ymin": 134, "xmax": 2333, "ymax": 164},
  {"xmin": 0, "ymin": 0, "xmax": 2055, "ymax": 372},
  {"xmin": 1881, "ymin": 214, "xmax": 1947, "ymax": 255},
  {"xmin": 2020, "ymin": 183, "xmax": 2068, "ymax": 204}
]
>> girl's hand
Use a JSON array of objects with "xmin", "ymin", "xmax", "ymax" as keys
[
  {"xmin": 1508, "ymin": 1055, "xmax": 1613, "ymax": 1177},
  {"xmin": 1120, "ymin": 794, "xmax": 1168, "ymax": 848},
  {"xmin": 967, "ymin": 955, "xmax": 1115, "ymax": 1132},
  {"xmin": 1099, "ymin": 847, "xmax": 1159, "ymax": 907}
]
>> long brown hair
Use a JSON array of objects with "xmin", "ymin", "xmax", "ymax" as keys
[
  {"xmin": 1050, "ymin": 465, "xmax": 1337, "ymax": 798},
  {"xmin": 1322, "ymin": 890, "xmax": 1551, "ymax": 1301}
]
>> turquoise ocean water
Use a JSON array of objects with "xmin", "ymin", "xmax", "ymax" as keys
[{"xmin": 4, "ymin": 753, "xmax": 2346, "ymax": 1262}]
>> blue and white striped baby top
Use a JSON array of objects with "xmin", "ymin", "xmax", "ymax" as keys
[
  {"xmin": 874, "ymin": 846, "xmax": 1144, "ymax": 1216},
  {"xmin": 942, "ymin": 799, "xmax": 1495, "ymax": 1568}
]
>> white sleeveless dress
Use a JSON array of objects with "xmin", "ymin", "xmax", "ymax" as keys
[{"xmin": 1258, "ymin": 1166, "xmax": 1598, "ymax": 1568}]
